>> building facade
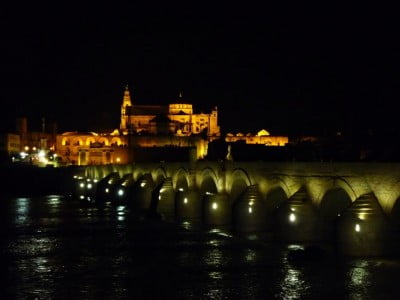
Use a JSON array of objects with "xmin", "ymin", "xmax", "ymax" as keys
[
  {"xmin": 225, "ymin": 129, "xmax": 288, "ymax": 146},
  {"xmin": 56, "ymin": 131, "xmax": 129, "ymax": 165},
  {"xmin": 120, "ymin": 86, "xmax": 220, "ymax": 137}
]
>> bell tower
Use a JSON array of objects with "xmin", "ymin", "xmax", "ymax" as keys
[{"xmin": 120, "ymin": 85, "xmax": 132, "ymax": 131}]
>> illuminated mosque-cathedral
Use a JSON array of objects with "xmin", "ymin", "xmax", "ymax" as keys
[{"xmin": 120, "ymin": 86, "xmax": 220, "ymax": 137}]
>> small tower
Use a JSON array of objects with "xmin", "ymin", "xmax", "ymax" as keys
[
  {"xmin": 120, "ymin": 85, "xmax": 133, "ymax": 131},
  {"xmin": 178, "ymin": 91, "xmax": 183, "ymax": 101},
  {"xmin": 209, "ymin": 106, "xmax": 220, "ymax": 137}
]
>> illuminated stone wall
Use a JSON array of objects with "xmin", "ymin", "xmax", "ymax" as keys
[
  {"xmin": 225, "ymin": 135, "xmax": 288, "ymax": 146},
  {"xmin": 128, "ymin": 135, "xmax": 208, "ymax": 160},
  {"xmin": 56, "ymin": 132, "xmax": 208, "ymax": 165},
  {"xmin": 56, "ymin": 132, "xmax": 128, "ymax": 165},
  {"xmin": 225, "ymin": 129, "xmax": 288, "ymax": 146}
]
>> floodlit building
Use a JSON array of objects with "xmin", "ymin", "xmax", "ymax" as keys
[
  {"xmin": 55, "ymin": 131, "xmax": 129, "ymax": 165},
  {"xmin": 120, "ymin": 86, "xmax": 220, "ymax": 137},
  {"xmin": 225, "ymin": 129, "xmax": 288, "ymax": 146}
]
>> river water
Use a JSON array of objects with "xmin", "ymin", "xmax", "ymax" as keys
[{"xmin": 1, "ymin": 195, "xmax": 400, "ymax": 299}]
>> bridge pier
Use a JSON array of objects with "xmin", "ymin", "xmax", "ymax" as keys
[
  {"xmin": 336, "ymin": 193, "xmax": 394, "ymax": 256},
  {"xmin": 128, "ymin": 174, "xmax": 154, "ymax": 212},
  {"xmin": 203, "ymin": 192, "xmax": 231, "ymax": 226},
  {"xmin": 232, "ymin": 184, "xmax": 267, "ymax": 233},
  {"xmin": 175, "ymin": 189, "xmax": 202, "ymax": 221},
  {"xmin": 275, "ymin": 187, "xmax": 320, "ymax": 242},
  {"xmin": 153, "ymin": 177, "xmax": 175, "ymax": 221}
]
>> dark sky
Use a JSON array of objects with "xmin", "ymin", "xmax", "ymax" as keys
[{"xmin": 1, "ymin": 3, "xmax": 399, "ymax": 136}]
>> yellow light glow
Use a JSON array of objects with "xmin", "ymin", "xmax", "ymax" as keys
[
  {"xmin": 158, "ymin": 195, "xmax": 161, "ymax": 200},
  {"xmin": 183, "ymin": 197, "xmax": 188, "ymax": 204},
  {"xmin": 179, "ymin": 188, "xmax": 184, "ymax": 192},
  {"xmin": 105, "ymin": 188, "xmax": 109, "ymax": 193},
  {"xmin": 355, "ymin": 224, "xmax": 361, "ymax": 232},
  {"xmin": 87, "ymin": 183, "xmax": 92, "ymax": 189},
  {"xmin": 140, "ymin": 182, "xmax": 146, "ymax": 187},
  {"xmin": 212, "ymin": 202, "xmax": 218, "ymax": 210},
  {"xmin": 24, "ymin": 146, "xmax": 29, "ymax": 151},
  {"xmin": 248, "ymin": 207, "xmax": 252, "ymax": 214},
  {"xmin": 118, "ymin": 189, "xmax": 124, "ymax": 196},
  {"xmin": 116, "ymin": 157, "xmax": 121, "ymax": 163},
  {"xmin": 38, "ymin": 150, "xmax": 45, "ymax": 158},
  {"xmin": 80, "ymin": 183, "xmax": 85, "ymax": 188},
  {"xmin": 289, "ymin": 213, "xmax": 296, "ymax": 223}
]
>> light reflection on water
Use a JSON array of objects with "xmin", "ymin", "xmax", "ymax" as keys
[
  {"xmin": 279, "ymin": 267, "xmax": 309, "ymax": 300},
  {"xmin": 346, "ymin": 260, "xmax": 373, "ymax": 300},
  {"xmin": 15, "ymin": 197, "xmax": 30, "ymax": 224},
  {"xmin": 2, "ymin": 196, "xmax": 400, "ymax": 299}
]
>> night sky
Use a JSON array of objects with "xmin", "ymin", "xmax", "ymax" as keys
[{"xmin": 1, "ymin": 3, "xmax": 399, "ymax": 136}]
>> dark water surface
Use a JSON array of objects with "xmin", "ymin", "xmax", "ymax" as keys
[{"xmin": 1, "ymin": 195, "xmax": 400, "ymax": 299}]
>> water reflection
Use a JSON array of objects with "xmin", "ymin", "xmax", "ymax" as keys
[
  {"xmin": 116, "ymin": 205, "xmax": 126, "ymax": 222},
  {"xmin": 279, "ymin": 267, "xmax": 309, "ymax": 300},
  {"xmin": 347, "ymin": 260, "xmax": 372, "ymax": 299},
  {"xmin": 244, "ymin": 248, "xmax": 256, "ymax": 263},
  {"xmin": 204, "ymin": 247, "xmax": 224, "ymax": 267},
  {"xmin": 3, "ymin": 196, "xmax": 400, "ymax": 299},
  {"xmin": 15, "ymin": 197, "xmax": 30, "ymax": 224},
  {"xmin": 13, "ymin": 237, "xmax": 58, "ymax": 299},
  {"xmin": 278, "ymin": 245, "xmax": 311, "ymax": 300}
]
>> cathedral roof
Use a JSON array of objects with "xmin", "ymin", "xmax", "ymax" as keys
[
  {"xmin": 150, "ymin": 114, "xmax": 173, "ymax": 123},
  {"xmin": 126, "ymin": 105, "xmax": 168, "ymax": 115}
]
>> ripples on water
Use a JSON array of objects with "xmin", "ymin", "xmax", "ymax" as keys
[{"xmin": 1, "ymin": 196, "xmax": 400, "ymax": 299}]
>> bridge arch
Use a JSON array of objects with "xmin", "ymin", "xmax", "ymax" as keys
[
  {"xmin": 153, "ymin": 167, "xmax": 168, "ymax": 186},
  {"xmin": 133, "ymin": 166, "xmax": 146, "ymax": 181},
  {"xmin": 173, "ymin": 168, "xmax": 190, "ymax": 191},
  {"xmin": 118, "ymin": 164, "xmax": 132, "ymax": 177},
  {"xmin": 318, "ymin": 187, "xmax": 353, "ymax": 241},
  {"xmin": 264, "ymin": 176, "xmax": 291, "ymax": 200},
  {"xmin": 227, "ymin": 168, "xmax": 252, "ymax": 203},
  {"xmin": 332, "ymin": 177, "xmax": 359, "ymax": 203},
  {"xmin": 199, "ymin": 167, "xmax": 219, "ymax": 195}
]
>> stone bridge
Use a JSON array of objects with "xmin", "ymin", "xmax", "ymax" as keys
[{"xmin": 79, "ymin": 161, "xmax": 400, "ymax": 256}]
